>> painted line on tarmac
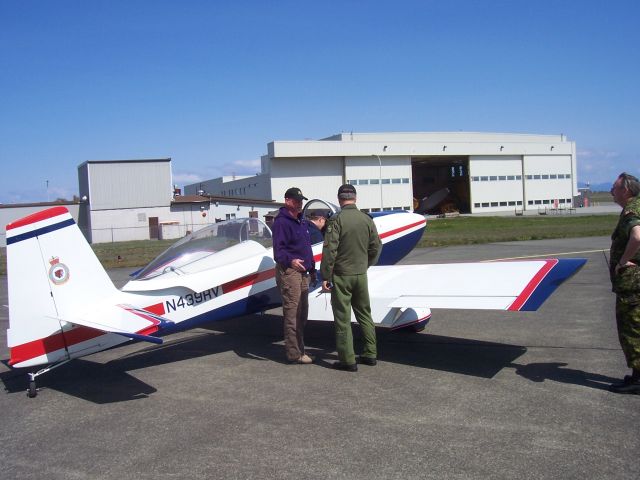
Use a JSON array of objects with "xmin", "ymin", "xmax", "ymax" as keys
[{"xmin": 482, "ymin": 249, "xmax": 607, "ymax": 262}]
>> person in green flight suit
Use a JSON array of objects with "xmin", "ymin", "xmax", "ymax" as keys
[
  {"xmin": 609, "ymin": 172, "xmax": 640, "ymax": 394},
  {"xmin": 320, "ymin": 184, "xmax": 382, "ymax": 372}
]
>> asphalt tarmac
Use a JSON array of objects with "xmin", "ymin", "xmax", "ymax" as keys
[{"xmin": 1, "ymin": 236, "xmax": 638, "ymax": 480}]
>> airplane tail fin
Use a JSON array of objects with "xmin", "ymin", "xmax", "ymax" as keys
[{"xmin": 5, "ymin": 207, "xmax": 119, "ymax": 367}]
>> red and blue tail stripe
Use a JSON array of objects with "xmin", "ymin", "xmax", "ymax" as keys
[{"xmin": 6, "ymin": 207, "xmax": 74, "ymax": 245}]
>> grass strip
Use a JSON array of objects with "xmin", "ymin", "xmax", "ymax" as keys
[{"xmin": 418, "ymin": 214, "xmax": 618, "ymax": 247}]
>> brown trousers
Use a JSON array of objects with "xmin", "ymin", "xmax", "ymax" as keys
[{"xmin": 275, "ymin": 264, "xmax": 310, "ymax": 361}]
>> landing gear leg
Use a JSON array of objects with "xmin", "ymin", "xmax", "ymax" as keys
[{"xmin": 26, "ymin": 359, "xmax": 72, "ymax": 398}]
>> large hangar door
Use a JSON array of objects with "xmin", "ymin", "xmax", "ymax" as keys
[{"xmin": 411, "ymin": 156, "xmax": 470, "ymax": 214}]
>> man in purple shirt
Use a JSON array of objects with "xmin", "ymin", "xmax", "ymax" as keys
[{"xmin": 272, "ymin": 187, "xmax": 316, "ymax": 364}]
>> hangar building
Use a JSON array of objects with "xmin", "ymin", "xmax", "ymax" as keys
[{"xmin": 187, "ymin": 132, "xmax": 577, "ymax": 214}]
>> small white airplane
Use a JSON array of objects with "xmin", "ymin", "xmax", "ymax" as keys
[{"xmin": 5, "ymin": 199, "xmax": 586, "ymax": 397}]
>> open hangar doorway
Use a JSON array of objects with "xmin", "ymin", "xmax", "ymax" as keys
[{"xmin": 411, "ymin": 156, "xmax": 471, "ymax": 214}]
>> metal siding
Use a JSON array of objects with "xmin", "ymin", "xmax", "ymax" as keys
[{"xmin": 88, "ymin": 161, "xmax": 172, "ymax": 210}]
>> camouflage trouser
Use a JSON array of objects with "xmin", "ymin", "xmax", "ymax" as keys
[{"xmin": 615, "ymin": 294, "xmax": 640, "ymax": 370}]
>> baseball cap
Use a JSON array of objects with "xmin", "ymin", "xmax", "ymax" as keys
[
  {"xmin": 284, "ymin": 187, "xmax": 308, "ymax": 201},
  {"xmin": 338, "ymin": 184, "xmax": 357, "ymax": 196}
]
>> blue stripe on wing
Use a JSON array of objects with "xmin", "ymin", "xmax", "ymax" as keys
[{"xmin": 520, "ymin": 258, "xmax": 587, "ymax": 311}]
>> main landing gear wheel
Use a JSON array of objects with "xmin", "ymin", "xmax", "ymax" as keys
[
  {"xmin": 27, "ymin": 380, "xmax": 37, "ymax": 398},
  {"xmin": 24, "ymin": 360, "xmax": 72, "ymax": 399}
]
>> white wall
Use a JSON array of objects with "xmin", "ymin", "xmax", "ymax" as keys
[
  {"xmin": 89, "ymin": 207, "xmax": 168, "ymax": 243},
  {"xmin": 270, "ymin": 157, "xmax": 344, "ymax": 203}
]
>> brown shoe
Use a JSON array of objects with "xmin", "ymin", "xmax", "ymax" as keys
[{"xmin": 289, "ymin": 354, "xmax": 313, "ymax": 365}]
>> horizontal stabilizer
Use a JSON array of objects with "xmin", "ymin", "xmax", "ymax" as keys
[
  {"xmin": 111, "ymin": 331, "xmax": 164, "ymax": 344},
  {"xmin": 63, "ymin": 303, "xmax": 173, "ymax": 343}
]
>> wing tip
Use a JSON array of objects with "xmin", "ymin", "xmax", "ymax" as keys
[{"xmin": 510, "ymin": 257, "xmax": 587, "ymax": 311}]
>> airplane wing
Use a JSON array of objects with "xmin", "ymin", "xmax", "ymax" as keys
[
  {"xmin": 369, "ymin": 258, "xmax": 586, "ymax": 311},
  {"xmin": 59, "ymin": 303, "xmax": 174, "ymax": 344},
  {"xmin": 309, "ymin": 258, "xmax": 585, "ymax": 327}
]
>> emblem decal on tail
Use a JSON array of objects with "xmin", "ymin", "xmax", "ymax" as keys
[{"xmin": 48, "ymin": 257, "xmax": 70, "ymax": 285}]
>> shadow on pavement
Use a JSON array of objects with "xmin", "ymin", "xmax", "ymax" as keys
[
  {"xmin": 1, "ymin": 362, "xmax": 157, "ymax": 403},
  {"xmin": 513, "ymin": 361, "xmax": 618, "ymax": 391},
  {"xmin": 3, "ymin": 313, "xmax": 608, "ymax": 403}
]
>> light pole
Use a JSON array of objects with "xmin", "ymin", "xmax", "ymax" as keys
[{"xmin": 372, "ymin": 154, "xmax": 383, "ymax": 210}]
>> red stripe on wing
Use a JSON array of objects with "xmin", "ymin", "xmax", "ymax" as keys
[{"xmin": 507, "ymin": 259, "xmax": 557, "ymax": 311}]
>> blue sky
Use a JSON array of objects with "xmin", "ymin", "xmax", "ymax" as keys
[{"xmin": 1, "ymin": 0, "xmax": 638, "ymax": 203}]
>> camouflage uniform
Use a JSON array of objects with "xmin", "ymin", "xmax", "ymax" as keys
[
  {"xmin": 320, "ymin": 204, "xmax": 382, "ymax": 365},
  {"xmin": 610, "ymin": 195, "xmax": 640, "ymax": 371}
]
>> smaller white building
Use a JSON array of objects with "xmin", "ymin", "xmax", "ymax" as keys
[
  {"xmin": 188, "ymin": 174, "xmax": 271, "ymax": 199},
  {"xmin": 78, "ymin": 159, "xmax": 282, "ymax": 244}
]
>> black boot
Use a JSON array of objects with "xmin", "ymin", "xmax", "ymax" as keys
[
  {"xmin": 609, "ymin": 369, "xmax": 640, "ymax": 394},
  {"xmin": 332, "ymin": 361, "xmax": 357, "ymax": 372}
]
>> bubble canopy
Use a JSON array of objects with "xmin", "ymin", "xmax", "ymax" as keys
[
  {"xmin": 133, "ymin": 218, "xmax": 273, "ymax": 280},
  {"xmin": 302, "ymin": 199, "xmax": 339, "ymax": 219}
]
